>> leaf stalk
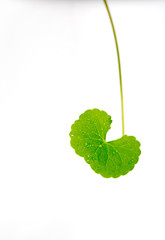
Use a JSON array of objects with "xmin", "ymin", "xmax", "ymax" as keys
[{"xmin": 103, "ymin": 0, "xmax": 125, "ymax": 136}]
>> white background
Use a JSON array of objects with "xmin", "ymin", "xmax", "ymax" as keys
[{"xmin": 0, "ymin": 0, "xmax": 165, "ymax": 239}]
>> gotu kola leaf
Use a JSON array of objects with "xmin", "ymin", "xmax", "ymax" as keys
[{"xmin": 69, "ymin": 109, "xmax": 141, "ymax": 178}]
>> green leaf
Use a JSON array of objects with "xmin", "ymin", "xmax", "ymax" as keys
[{"xmin": 69, "ymin": 109, "xmax": 141, "ymax": 178}]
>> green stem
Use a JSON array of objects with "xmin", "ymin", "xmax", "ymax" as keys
[{"xmin": 103, "ymin": 0, "xmax": 125, "ymax": 136}]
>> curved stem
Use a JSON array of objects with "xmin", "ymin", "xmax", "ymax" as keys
[{"xmin": 103, "ymin": 0, "xmax": 125, "ymax": 136}]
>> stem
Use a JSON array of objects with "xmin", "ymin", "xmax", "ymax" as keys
[{"xmin": 103, "ymin": 0, "xmax": 125, "ymax": 136}]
